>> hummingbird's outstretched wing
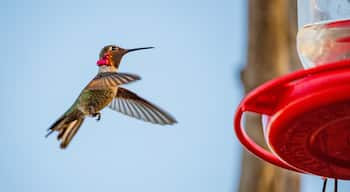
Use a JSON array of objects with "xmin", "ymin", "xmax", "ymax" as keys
[
  {"xmin": 108, "ymin": 87, "xmax": 177, "ymax": 125},
  {"xmin": 87, "ymin": 72, "xmax": 141, "ymax": 89}
]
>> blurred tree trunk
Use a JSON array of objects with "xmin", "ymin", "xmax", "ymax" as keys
[{"xmin": 238, "ymin": 0, "xmax": 302, "ymax": 192}]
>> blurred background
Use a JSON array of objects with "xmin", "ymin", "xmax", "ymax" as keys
[{"xmin": 0, "ymin": 0, "xmax": 349, "ymax": 191}]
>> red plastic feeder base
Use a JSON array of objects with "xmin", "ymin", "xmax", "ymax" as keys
[
  {"xmin": 234, "ymin": 60, "xmax": 350, "ymax": 179},
  {"xmin": 270, "ymin": 100, "xmax": 350, "ymax": 179}
]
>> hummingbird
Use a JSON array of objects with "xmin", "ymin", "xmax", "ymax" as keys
[{"xmin": 47, "ymin": 45, "xmax": 177, "ymax": 149}]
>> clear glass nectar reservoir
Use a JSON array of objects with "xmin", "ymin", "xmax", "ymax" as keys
[
  {"xmin": 297, "ymin": 0, "xmax": 350, "ymax": 68},
  {"xmin": 297, "ymin": 0, "xmax": 350, "ymax": 28}
]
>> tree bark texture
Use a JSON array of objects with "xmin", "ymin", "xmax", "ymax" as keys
[{"xmin": 238, "ymin": 0, "xmax": 302, "ymax": 192}]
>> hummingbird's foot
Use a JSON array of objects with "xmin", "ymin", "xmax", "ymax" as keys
[{"xmin": 93, "ymin": 112, "xmax": 101, "ymax": 121}]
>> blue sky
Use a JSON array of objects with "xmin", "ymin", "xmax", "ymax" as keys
[{"xmin": 0, "ymin": 0, "xmax": 349, "ymax": 191}]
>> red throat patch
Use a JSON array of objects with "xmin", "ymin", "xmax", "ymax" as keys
[{"xmin": 96, "ymin": 53, "xmax": 111, "ymax": 66}]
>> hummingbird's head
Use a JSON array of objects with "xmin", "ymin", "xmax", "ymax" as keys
[{"xmin": 97, "ymin": 45, "xmax": 154, "ymax": 68}]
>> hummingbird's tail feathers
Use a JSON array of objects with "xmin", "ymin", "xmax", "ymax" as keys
[
  {"xmin": 108, "ymin": 87, "xmax": 177, "ymax": 125},
  {"xmin": 87, "ymin": 72, "xmax": 141, "ymax": 89},
  {"xmin": 46, "ymin": 110, "xmax": 85, "ymax": 149},
  {"xmin": 58, "ymin": 117, "xmax": 85, "ymax": 149},
  {"xmin": 46, "ymin": 115, "xmax": 67, "ymax": 138}
]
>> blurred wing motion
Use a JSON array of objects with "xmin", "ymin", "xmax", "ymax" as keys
[
  {"xmin": 109, "ymin": 87, "xmax": 177, "ymax": 125},
  {"xmin": 87, "ymin": 72, "xmax": 141, "ymax": 89}
]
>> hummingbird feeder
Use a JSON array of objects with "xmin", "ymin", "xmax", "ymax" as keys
[{"xmin": 234, "ymin": 1, "xmax": 350, "ymax": 191}]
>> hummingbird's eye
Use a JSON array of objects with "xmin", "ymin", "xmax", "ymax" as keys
[{"xmin": 111, "ymin": 46, "xmax": 117, "ymax": 51}]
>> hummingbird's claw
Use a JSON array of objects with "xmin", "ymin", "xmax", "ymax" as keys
[{"xmin": 93, "ymin": 112, "xmax": 101, "ymax": 121}]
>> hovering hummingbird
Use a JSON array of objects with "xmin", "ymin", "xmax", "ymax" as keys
[{"xmin": 47, "ymin": 45, "xmax": 177, "ymax": 149}]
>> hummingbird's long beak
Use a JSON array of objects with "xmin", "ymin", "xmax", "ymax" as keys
[{"xmin": 126, "ymin": 47, "xmax": 154, "ymax": 53}]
